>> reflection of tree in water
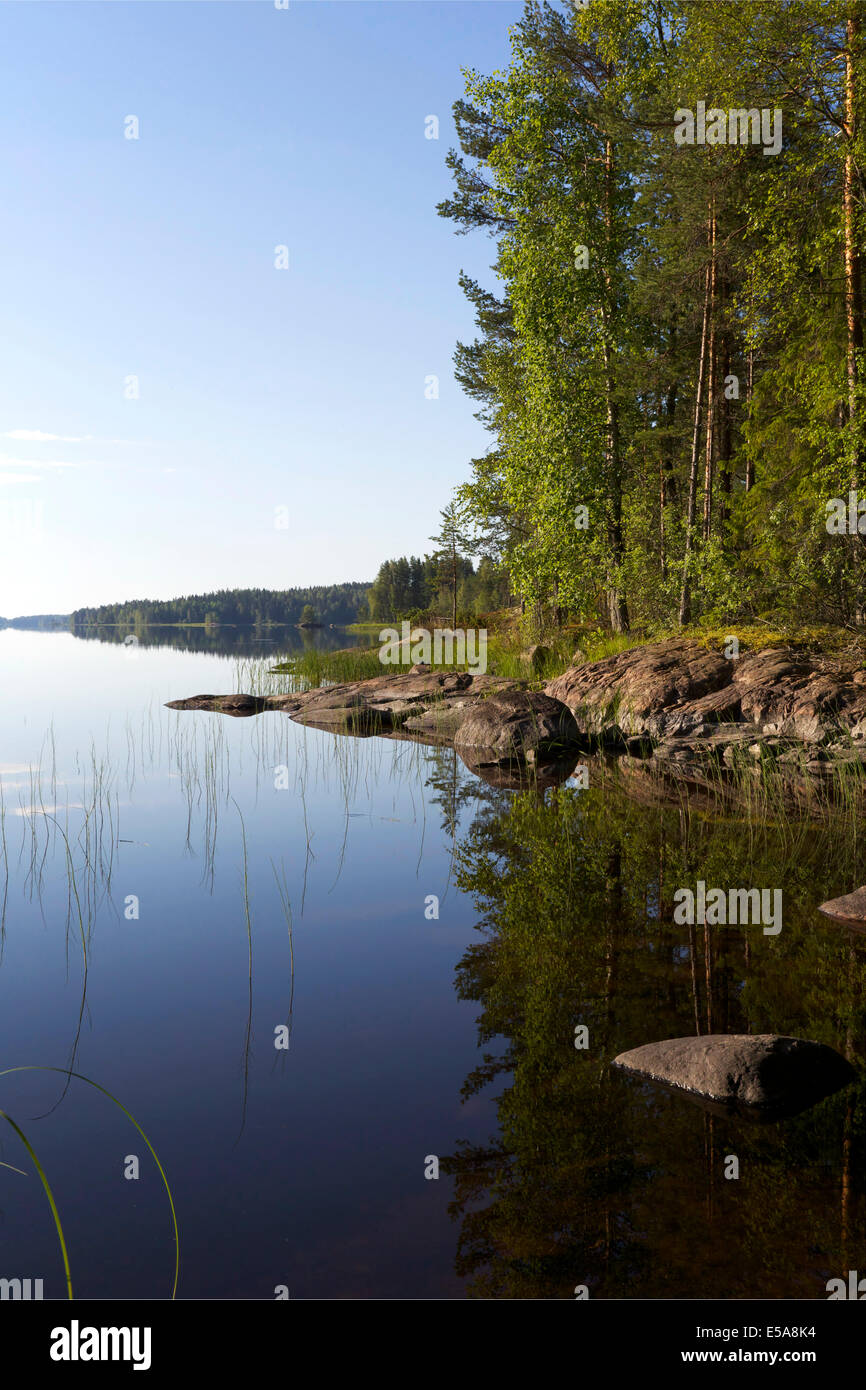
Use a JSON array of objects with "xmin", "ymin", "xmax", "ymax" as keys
[
  {"xmin": 443, "ymin": 778, "xmax": 866, "ymax": 1298},
  {"xmin": 70, "ymin": 625, "xmax": 363, "ymax": 659},
  {"xmin": 423, "ymin": 746, "xmax": 481, "ymax": 842}
]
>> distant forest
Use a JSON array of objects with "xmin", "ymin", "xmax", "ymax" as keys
[
  {"xmin": 0, "ymin": 614, "xmax": 69, "ymax": 631},
  {"xmin": 65, "ymin": 553, "xmax": 513, "ymax": 634},
  {"xmin": 70, "ymin": 585, "xmax": 371, "ymax": 631}
]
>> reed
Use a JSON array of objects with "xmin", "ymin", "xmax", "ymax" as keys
[{"xmin": 0, "ymin": 1066, "xmax": 179, "ymax": 1299}]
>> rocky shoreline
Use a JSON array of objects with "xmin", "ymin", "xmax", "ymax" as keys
[
  {"xmin": 167, "ymin": 641, "xmax": 866, "ymax": 1111},
  {"xmin": 166, "ymin": 637, "xmax": 866, "ymax": 795}
]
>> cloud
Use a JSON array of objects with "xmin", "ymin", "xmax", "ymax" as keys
[
  {"xmin": 3, "ymin": 430, "xmax": 142, "ymax": 444},
  {"xmin": 0, "ymin": 455, "xmax": 77, "ymax": 469},
  {"xmin": 0, "ymin": 473, "xmax": 42, "ymax": 485},
  {"xmin": 4, "ymin": 430, "xmax": 80, "ymax": 442}
]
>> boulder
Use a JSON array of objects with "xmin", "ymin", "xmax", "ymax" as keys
[
  {"xmin": 454, "ymin": 689, "xmax": 580, "ymax": 766},
  {"xmin": 613, "ymin": 1034, "xmax": 855, "ymax": 1115},
  {"xmin": 546, "ymin": 638, "xmax": 733, "ymax": 737},
  {"xmin": 818, "ymin": 885, "xmax": 866, "ymax": 923},
  {"xmin": 545, "ymin": 638, "xmax": 866, "ymax": 745},
  {"xmin": 600, "ymin": 723, "xmax": 627, "ymax": 750}
]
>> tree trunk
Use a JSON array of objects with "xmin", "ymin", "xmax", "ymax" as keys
[
  {"xmin": 604, "ymin": 374, "xmax": 630, "ymax": 632},
  {"xmin": 846, "ymin": 12, "xmax": 863, "ymax": 489},
  {"xmin": 718, "ymin": 283, "xmax": 733, "ymax": 523},
  {"xmin": 660, "ymin": 363, "xmax": 679, "ymax": 580},
  {"xmin": 679, "ymin": 257, "xmax": 712, "ymax": 627},
  {"xmin": 845, "ymin": 12, "xmax": 865, "ymax": 621},
  {"xmin": 602, "ymin": 131, "xmax": 630, "ymax": 633},
  {"xmin": 451, "ymin": 546, "xmax": 457, "ymax": 629},
  {"xmin": 702, "ymin": 202, "xmax": 717, "ymax": 543},
  {"xmin": 745, "ymin": 349, "xmax": 755, "ymax": 491},
  {"xmin": 660, "ymin": 454, "xmax": 667, "ymax": 580}
]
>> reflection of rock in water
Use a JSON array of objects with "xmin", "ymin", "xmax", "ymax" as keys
[
  {"xmin": 456, "ymin": 749, "xmax": 580, "ymax": 791},
  {"xmin": 613, "ymin": 1034, "xmax": 856, "ymax": 1122}
]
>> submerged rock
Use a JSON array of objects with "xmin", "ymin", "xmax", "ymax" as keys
[
  {"xmin": 613, "ymin": 1034, "xmax": 855, "ymax": 1117},
  {"xmin": 818, "ymin": 886, "xmax": 866, "ymax": 924},
  {"xmin": 453, "ymin": 689, "xmax": 580, "ymax": 766}
]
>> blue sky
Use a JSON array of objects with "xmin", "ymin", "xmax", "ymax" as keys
[{"xmin": 0, "ymin": 0, "xmax": 523, "ymax": 615}]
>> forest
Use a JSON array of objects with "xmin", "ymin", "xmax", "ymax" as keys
[
  {"xmin": 435, "ymin": 0, "xmax": 866, "ymax": 634},
  {"xmin": 365, "ymin": 551, "xmax": 512, "ymax": 621},
  {"xmin": 69, "ymin": 584, "xmax": 371, "ymax": 631},
  {"xmin": 67, "ymin": 555, "xmax": 512, "ymax": 632}
]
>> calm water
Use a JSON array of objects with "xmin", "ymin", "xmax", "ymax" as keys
[{"xmin": 0, "ymin": 629, "xmax": 863, "ymax": 1299}]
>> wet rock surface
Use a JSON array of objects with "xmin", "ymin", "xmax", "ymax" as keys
[
  {"xmin": 453, "ymin": 689, "xmax": 580, "ymax": 766},
  {"xmin": 613, "ymin": 1033, "xmax": 855, "ymax": 1117}
]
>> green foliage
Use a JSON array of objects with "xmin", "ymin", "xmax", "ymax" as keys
[
  {"xmin": 366, "ymin": 550, "xmax": 512, "ymax": 622},
  {"xmin": 440, "ymin": 0, "xmax": 866, "ymax": 632}
]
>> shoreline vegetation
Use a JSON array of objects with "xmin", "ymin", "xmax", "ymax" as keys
[
  {"xmin": 271, "ymin": 610, "xmax": 866, "ymax": 691},
  {"xmin": 168, "ymin": 619, "xmax": 866, "ymax": 816}
]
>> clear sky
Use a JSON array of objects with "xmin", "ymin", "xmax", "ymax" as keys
[{"xmin": 0, "ymin": 0, "xmax": 523, "ymax": 616}]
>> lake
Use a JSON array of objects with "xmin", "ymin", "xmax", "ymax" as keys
[{"xmin": 0, "ymin": 628, "xmax": 863, "ymax": 1299}]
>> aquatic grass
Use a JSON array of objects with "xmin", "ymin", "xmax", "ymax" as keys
[
  {"xmin": 269, "ymin": 645, "xmax": 392, "ymax": 688},
  {"xmin": 271, "ymin": 858, "xmax": 295, "ymax": 1047},
  {"xmin": 0, "ymin": 1066, "xmax": 179, "ymax": 1299},
  {"xmin": 0, "ymin": 1158, "xmax": 29, "ymax": 1177},
  {"xmin": 607, "ymin": 730, "xmax": 866, "ymax": 844},
  {"xmin": 0, "ymin": 1106, "xmax": 72, "ymax": 1298},
  {"xmin": 232, "ymin": 799, "xmax": 254, "ymax": 1140},
  {"xmin": 46, "ymin": 816, "xmax": 88, "ymax": 968}
]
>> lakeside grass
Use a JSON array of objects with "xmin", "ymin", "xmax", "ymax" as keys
[
  {"xmin": 273, "ymin": 616, "xmax": 866, "ymax": 692},
  {"xmin": 269, "ymin": 620, "xmax": 648, "ymax": 687}
]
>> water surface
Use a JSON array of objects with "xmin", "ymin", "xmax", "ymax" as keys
[{"xmin": 0, "ymin": 629, "xmax": 863, "ymax": 1299}]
